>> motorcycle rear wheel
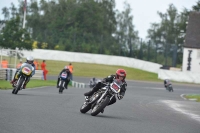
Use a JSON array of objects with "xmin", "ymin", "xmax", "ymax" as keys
[{"xmin": 91, "ymin": 96, "xmax": 110, "ymax": 116}]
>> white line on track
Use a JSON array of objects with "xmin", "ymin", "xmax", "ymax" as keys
[
  {"xmin": 180, "ymin": 94, "xmax": 187, "ymax": 100},
  {"xmin": 161, "ymin": 100, "xmax": 200, "ymax": 123}
]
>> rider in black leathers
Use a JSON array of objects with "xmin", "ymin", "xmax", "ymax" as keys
[
  {"xmin": 84, "ymin": 69, "xmax": 127, "ymax": 106},
  {"xmin": 164, "ymin": 79, "xmax": 173, "ymax": 90},
  {"xmin": 57, "ymin": 66, "xmax": 72, "ymax": 89}
]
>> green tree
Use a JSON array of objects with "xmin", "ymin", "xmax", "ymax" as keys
[
  {"xmin": 115, "ymin": 1, "xmax": 138, "ymax": 57},
  {"xmin": 0, "ymin": 16, "xmax": 33, "ymax": 50},
  {"xmin": 192, "ymin": 0, "xmax": 200, "ymax": 11}
]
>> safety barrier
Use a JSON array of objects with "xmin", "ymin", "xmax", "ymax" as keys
[
  {"xmin": 0, "ymin": 68, "xmax": 44, "ymax": 81},
  {"xmin": 0, "ymin": 69, "xmax": 7, "ymax": 80},
  {"xmin": 32, "ymin": 70, "xmax": 43, "ymax": 80},
  {"xmin": 71, "ymin": 81, "xmax": 86, "ymax": 88}
]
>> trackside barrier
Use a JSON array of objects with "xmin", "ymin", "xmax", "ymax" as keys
[
  {"xmin": 71, "ymin": 81, "xmax": 86, "ymax": 88},
  {"xmin": 32, "ymin": 70, "xmax": 44, "ymax": 80},
  {"xmin": 0, "ymin": 69, "xmax": 7, "ymax": 80},
  {"xmin": 0, "ymin": 68, "xmax": 44, "ymax": 81}
]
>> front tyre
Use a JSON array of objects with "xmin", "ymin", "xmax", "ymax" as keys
[
  {"xmin": 12, "ymin": 88, "xmax": 15, "ymax": 94},
  {"xmin": 14, "ymin": 77, "xmax": 24, "ymax": 94},
  {"xmin": 80, "ymin": 103, "xmax": 91, "ymax": 113},
  {"xmin": 59, "ymin": 81, "xmax": 64, "ymax": 93},
  {"xmin": 91, "ymin": 96, "xmax": 110, "ymax": 116}
]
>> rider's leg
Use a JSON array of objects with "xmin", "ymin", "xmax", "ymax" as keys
[{"xmin": 84, "ymin": 82, "xmax": 102, "ymax": 96}]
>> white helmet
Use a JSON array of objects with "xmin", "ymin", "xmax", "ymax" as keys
[
  {"xmin": 64, "ymin": 66, "xmax": 70, "ymax": 72},
  {"xmin": 26, "ymin": 56, "xmax": 34, "ymax": 64}
]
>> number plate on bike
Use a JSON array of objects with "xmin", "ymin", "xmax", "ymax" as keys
[
  {"xmin": 111, "ymin": 83, "xmax": 119, "ymax": 91},
  {"xmin": 61, "ymin": 73, "xmax": 67, "ymax": 78}
]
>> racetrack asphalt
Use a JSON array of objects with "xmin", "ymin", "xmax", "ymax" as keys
[{"xmin": 0, "ymin": 77, "xmax": 199, "ymax": 133}]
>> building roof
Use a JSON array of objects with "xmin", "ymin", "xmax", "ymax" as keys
[{"xmin": 184, "ymin": 11, "xmax": 200, "ymax": 49}]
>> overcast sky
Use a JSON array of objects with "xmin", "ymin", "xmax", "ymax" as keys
[{"xmin": 0, "ymin": 0, "xmax": 198, "ymax": 39}]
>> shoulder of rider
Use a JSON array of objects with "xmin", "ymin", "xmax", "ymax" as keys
[{"xmin": 105, "ymin": 75, "xmax": 115, "ymax": 81}]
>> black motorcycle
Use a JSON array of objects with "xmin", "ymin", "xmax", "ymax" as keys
[
  {"xmin": 58, "ymin": 71, "xmax": 68, "ymax": 94},
  {"xmin": 80, "ymin": 79, "xmax": 122, "ymax": 116},
  {"xmin": 12, "ymin": 64, "xmax": 33, "ymax": 94},
  {"xmin": 166, "ymin": 83, "xmax": 173, "ymax": 92}
]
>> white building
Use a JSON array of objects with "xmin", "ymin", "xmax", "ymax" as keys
[{"xmin": 182, "ymin": 12, "xmax": 200, "ymax": 73}]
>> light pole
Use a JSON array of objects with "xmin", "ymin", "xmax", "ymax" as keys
[
  {"xmin": 155, "ymin": 37, "xmax": 159, "ymax": 63},
  {"xmin": 147, "ymin": 40, "xmax": 150, "ymax": 61},
  {"xmin": 161, "ymin": 32, "xmax": 167, "ymax": 66}
]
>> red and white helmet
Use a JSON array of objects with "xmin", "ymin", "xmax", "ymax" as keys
[{"xmin": 116, "ymin": 69, "xmax": 126, "ymax": 80}]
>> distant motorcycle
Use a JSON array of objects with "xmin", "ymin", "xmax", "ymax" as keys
[
  {"xmin": 12, "ymin": 64, "xmax": 33, "ymax": 94},
  {"xmin": 58, "ymin": 71, "xmax": 68, "ymax": 94},
  {"xmin": 89, "ymin": 78, "xmax": 100, "ymax": 88},
  {"xmin": 80, "ymin": 79, "xmax": 122, "ymax": 116},
  {"xmin": 166, "ymin": 83, "xmax": 173, "ymax": 92}
]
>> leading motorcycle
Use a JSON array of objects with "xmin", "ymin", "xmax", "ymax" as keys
[
  {"xmin": 12, "ymin": 64, "xmax": 33, "ymax": 94},
  {"xmin": 80, "ymin": 79, "xmax": 122, "ymax": 116}
]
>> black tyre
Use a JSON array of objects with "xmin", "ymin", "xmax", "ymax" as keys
[
  {"xmin": 80, "ymin": 103, "xmax": 91, "ymax": 113},
  {"xmin": 14, "ymin": 78, "xmax": 24, "ymax": 94},
  {"xmin": 168, "ymin": 86, "xmax": 172, "ymax": 92},
  {"xmin": 12, "ymin": 89, "xmax": 15, "ymax": 94},
  {"xmin": 59, "ymin": 81, "xmax": 64, "ymax": 93},
  {"xmin": 91, "ymin": 96, "xmax": 110, "ymax": 116}
]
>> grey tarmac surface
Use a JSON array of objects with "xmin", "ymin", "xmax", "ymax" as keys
[{"xmin": 0, "ymin": 77, "xmax": 200, "ymax": 133}]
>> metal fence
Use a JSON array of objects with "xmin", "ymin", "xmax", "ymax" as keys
[{"xmin": 0, "ymin": 68, "xmax": 44, "ymax": 81}]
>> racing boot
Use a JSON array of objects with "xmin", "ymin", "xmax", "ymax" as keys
[
  {"xmin": 84, "ymin": 90, "xmax": 94, "ymax": 96},
  {"xmin": 84, "ymin": 90, "xmax": 95, "ymax": 102},
  {"xmin": 10, "ymin": 79, "xmax": 17, "ymax": 84},
  {"xmin": 10, "ymin": 79, "xmax": 17, "ymax": 87},
  {"xmin": 101, "ymin": 109, "xmax": 104, "ymax": 113},
  {"xmin": 84, "ymin": 85, "xmax": 99, "ymax": 96}
]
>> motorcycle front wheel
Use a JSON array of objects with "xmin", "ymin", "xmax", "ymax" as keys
[
  {"xmin": 13, "ymin": 77, "xmax": 24, "ymax": 94},
  {"xmin": 80, "ymin": 103, "xmax": 91, "ymax": 113},
  {"xmin": 59, "ymin": 81, "xmax": 64, "ymax": 93}
]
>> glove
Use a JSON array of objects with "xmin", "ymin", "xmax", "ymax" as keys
[
  {"xmin": 102, "ymin": 79, "xmax": 106, "ymax": 83},
  {"xmin": 118, "ymin": 95, "xmax": 123, "ymax": 100}
]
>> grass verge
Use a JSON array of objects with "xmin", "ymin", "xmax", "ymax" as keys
[
  {"xmin": 0, "ymin": 80, "xmax": 56, "ymax": 90},
  {"xmin": 185, "ymin": 94, "xmax": 200, "ymax": 102}
]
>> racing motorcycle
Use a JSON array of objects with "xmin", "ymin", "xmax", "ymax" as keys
[
  {"xmin": 58, "ymin": 71, "xmax": 68, "ymax": 94},
  {"xmin": 80, "ymin": 79, "xmax": 122, "ymax": 116},
  {"xmin": 12, "ymin": 64, "xmax": 33, "ymax": 94},
  {"xmin": 166, "ymin": 81, "xmax": 174, "ymax": 92},
  {"xmin": 166, "ymin": 83, "xmax": 173, "ymax": 92}
]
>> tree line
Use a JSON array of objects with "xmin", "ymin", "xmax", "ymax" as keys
[{"xmin": 0, "ymin": 0, "xmax": 200, "ymax": 67}]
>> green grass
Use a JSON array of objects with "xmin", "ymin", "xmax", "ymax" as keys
[
  {"xmin": 1, "ymin": 56, "xmax": 161, "ymax": 81},
  {"xmin": 0, "ymin": 80, "xmax": 57, "ymax": 90},
  {"xmin": 45, "ymin": 60, "xmax": 161, "ymax": 82},
  {"xmin": 185, "ymin": 94, "xmax": 200, "ymax": 102},
  {"xmin": 0, "ymin": 56, "xmax": 165, "ymax": 90}
]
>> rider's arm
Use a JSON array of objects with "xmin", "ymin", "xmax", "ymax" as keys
[
  {"xmin": 30, "ymin": 63, "xmax": 36, "ymax": 76},
  {"xmin": 103, "ymin": 75, "xmax": 115, "ymax": 83},
  {"xmin": 120, "ymin": 82, "xmax": 127, "ymax": 96}
]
